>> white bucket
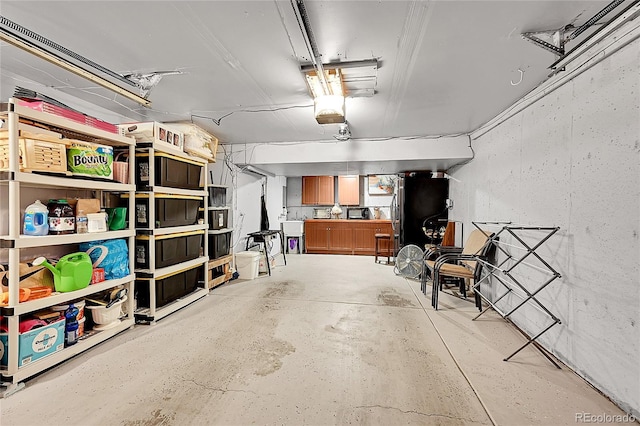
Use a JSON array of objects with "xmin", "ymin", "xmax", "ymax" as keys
[
  {"xmin": 86, "ymin": 296, "xmax": 126, "ymax": 325},
  {"xmin": 54, "ymin": 300, "xmax": 86, "ymax": 321},
  {"xmin": 235, "ymin": 251, "xmax": 261, "ymax": 280}
]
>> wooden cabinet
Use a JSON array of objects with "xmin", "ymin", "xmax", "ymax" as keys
[
  {"xmin": 302, "ymin": 176, "xmax": 315, "ymax": 205},
  {"xmin": 317, "ymin": 176, "xmax": 334, "ymax": 205},
  {"xmin": 305, "ymin": 221, "xmax": 352, "ymax": 253},
  {"xmin": 301, "ymin": 176, "xmax": 316, "ymax": 205},
  {"xmin": 353, "ymin": 223, "xmax": 376, "ymax": 254},
  {"xmin": 302, "ymin": 176, "xmax": 334, "ymax": 205},
  {"xmin": 354, "ymin": 222, "xmax": 393, "ymax": 255},
  {"xmin": 328, "ymin": 222, "xmax": 354, "ymax": 254},
  {"xmin": 305, "ymin": 220, "xmax": 392, "ymax": 255},
  {"xmin": 338, "ymin": 175, "xmax": 360, "ymax": 205},
  {"xmin": 304, "ymin": 221, "xmax": 330, "ymax": 251}
]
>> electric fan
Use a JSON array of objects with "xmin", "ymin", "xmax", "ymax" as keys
[{"xmin": 394, "ymin": 244, "xmax": 424, "ymax": 278}]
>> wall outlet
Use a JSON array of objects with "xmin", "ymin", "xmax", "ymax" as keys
[{"xmin": 446, "ymin": 199, "xmax": 454, "ymax": 209}]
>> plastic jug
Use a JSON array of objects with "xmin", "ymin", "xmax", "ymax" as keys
[
  {"xmin": 23, "ymin": 200, "xmax": 49, "ymax": 236},
  {"xmin": 33, "ymin": 253, "xmax": 93, "ymax": 293}
]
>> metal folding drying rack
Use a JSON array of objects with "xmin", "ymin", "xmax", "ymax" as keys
[{"xmin": 471, "ymin": 221, "xmax": 563, "ymax": 368}]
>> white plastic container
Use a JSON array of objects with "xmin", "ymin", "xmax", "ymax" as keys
[
  {"xmin": 52, "ymin": 299, "xmax": 85, "ymax": 320},
  {"xmin": 23, "ymin": 200, "xmax": 49, "ymax": 236},
  {"xmin": 235, "ymin": 251, "xmax": 261, "ymax": 280},
  {"xmin": 77, "ymin": 317, "xmax": 86, "ymax": 337},
  {"xmin": 87, "ymin": 212, "xmax": 108, "ymax": 233},
  {"xmin": 73, "ymin": 299, "xmax": 86, "ymax": 320},
  {"xmin": 86, "ymin": 296, "xmax": 127, "ymax": 325}
]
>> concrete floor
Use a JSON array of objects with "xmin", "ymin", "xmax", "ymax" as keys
[{"xmin": 0, "ymin": 254, "xmax": 630, "ymax": 425}]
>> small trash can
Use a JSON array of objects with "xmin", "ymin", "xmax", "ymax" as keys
[
  {"xmin": 287, "ymin": 237, "xmax": 300, "ymax": 254},
  {"xmin": 235, "ymin": 251, "xmax": 261, "ymax": 280}
]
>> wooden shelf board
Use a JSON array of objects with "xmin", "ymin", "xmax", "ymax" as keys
[
  {"xmin": 208, "ymin": 254, "xmax": 233, "ymax": 269},
  {"xmin": 208, "ymin": 273, "xmax": 232, "ymax": 289}
]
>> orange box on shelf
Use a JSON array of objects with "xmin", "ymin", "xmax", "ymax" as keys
[{"xmin": 91, "ymin": 268, "xmax": 105, "ymax": 284}]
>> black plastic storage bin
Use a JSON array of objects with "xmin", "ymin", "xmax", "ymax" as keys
[
  {"xmin": 135, "ymin": 231, "xmax": 204, "ymax": 269},
  {"xmin": 136, "ymin": 264, "xmax": 202, "ymax": 309},
  {"xmin": 208, "ymin": 208, "xmax": 228, "ymax": 230},
  {"xmin": 136, "ymin": 151, "xmax": 203, "ymax": 190},
  {"xmin": 134, "ymin": 194, "xmax": 201, "ymax": 228},
  {"xmin": 208, "ymin": 230, "xmax": 232, "ymax": 260},
  {"xmin": 208, "ymin": 186, "xmax": 227, "ymax": 207}
]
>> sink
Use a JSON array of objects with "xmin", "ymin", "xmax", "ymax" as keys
[{"xmin": 282, "ymin": 220, "xmax": 304, "ymax": 236}]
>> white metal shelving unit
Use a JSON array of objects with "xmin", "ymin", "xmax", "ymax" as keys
[
  {"xmin": 132, "ymin": 143, "xmax": 209, "ymax": 323},
  {"xmin": 0, "ymin": 98, "xmax": 137, "ymax": 395}
]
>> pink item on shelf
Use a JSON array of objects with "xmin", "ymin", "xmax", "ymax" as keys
[
  {"xmin": 85, "ymin": 116, "xmax": 119, "ymax": 134},
  {"xmin": 17, "ymin": 99, "xmax": 119, "ymax": 134},
  {"xmin": 17, "ymin": 99, "xmax": 86, "ymax": 124},
  {"xmin": 19, "ymin": 318, "xmax": 48, "ymax": 333}
]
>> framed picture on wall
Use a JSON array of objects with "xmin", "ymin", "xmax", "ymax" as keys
[{"xmin": 368, "ymin": 174, "xmax": 395, "ymax": 195}]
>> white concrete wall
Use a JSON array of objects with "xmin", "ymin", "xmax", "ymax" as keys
[
  {"xmin": 363, "ymin": 176, "xmax": 394, "ymax": 219},
  {"xmin": 449, "ymin": 34, "xmax": 640, "ymax": 416},
  {"xmin": 209, "ymin": 151, "xmax": 286, "ymax": 257},
  {"xmin": 265, "ymin": 175, "xmax": 286, "ymax": 255},
  {"xmin": 286, "ymin": 177, "xmax": 316, "ymax": 221}
]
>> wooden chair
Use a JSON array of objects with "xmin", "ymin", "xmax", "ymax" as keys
[
  {"xmin": 440, "ymin": 221, "xmax": 456, "ymax": 247},
  {"xmin": 420, "ymin": 221, "xmax": 461, "ymax": 294},
  {"xmin": 424, "ymin": 229, "xmax": 494, "ymax": 310}
]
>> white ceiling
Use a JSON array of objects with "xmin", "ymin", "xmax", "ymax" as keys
[{"xmin": 0, "ymin": 0, "xmax": 616, "ymax": 173}]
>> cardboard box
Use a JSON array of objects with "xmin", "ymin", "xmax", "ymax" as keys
[
  {"xmin": 171, "ymin": 122, "xmax": 217, "ymax": 161},
  {"xmin": 118, "ymin": 122, "xmax": 184, "ymax": 152},
  {"xmin": 0, "ymin": 317, "xmax": 65, "ymax": 368}
]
